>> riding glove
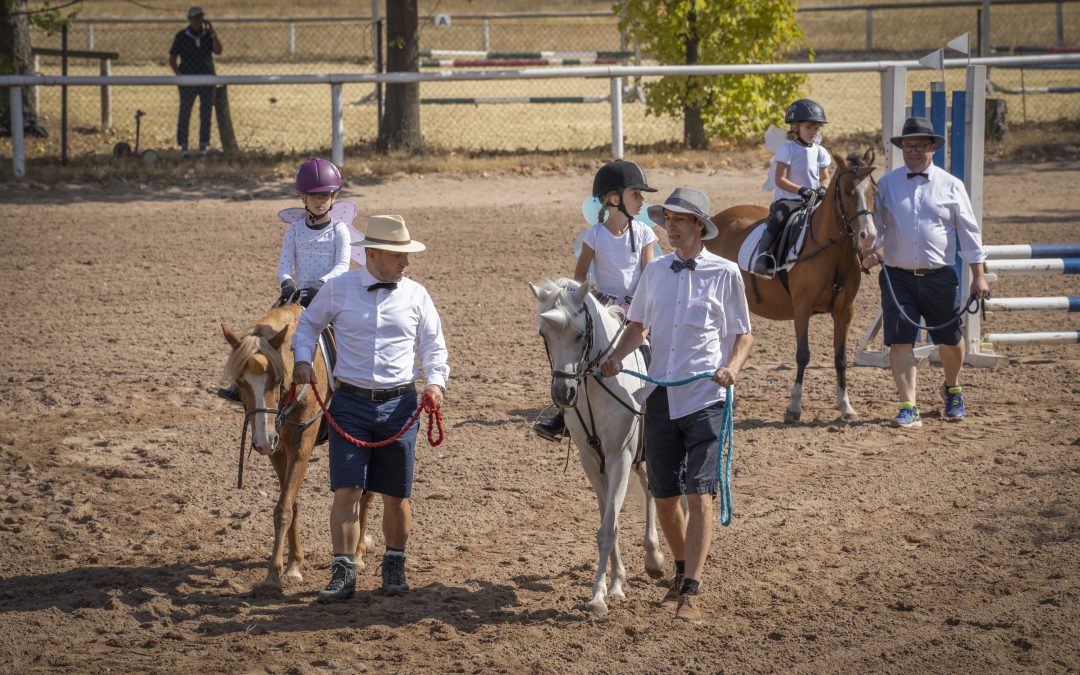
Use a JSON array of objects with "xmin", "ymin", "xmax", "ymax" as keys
[{"xmin": 797, "ymin": 187, "xmax": 815, "ymax": 202}]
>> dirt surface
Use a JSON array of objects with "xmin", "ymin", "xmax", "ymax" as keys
[{"xmin": 1, "ymin": 160, "xmax": 1078, "ymax": 673}]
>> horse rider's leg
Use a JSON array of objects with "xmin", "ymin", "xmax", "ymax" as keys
[
  {"xmin": 634, "ymin": 461, "xmax": 665, "ymax": 580},
  {"xmin": 682, "ymin": 493, "xmax": 714, "ymax": 586},
  {"xmin": 353, "ymin": 490, "xmax": 376, "ymax": 570},
  {"xmin": 888, "ymin": 343, "xmax": 918, "ymax": 405},
  {"xmin": 785, "ymin": 302, "xmax": 814, "ymax": 424},
  {"xmin": 262, "ymin": 449, "xmax": 290, "ymax": 589},
  {"xmin": 832, "ymin": 301, "xmax": 858, "ymax": 420},
  {"xmin": 751, "ymin": 202, "xmax": 786, "ymax": 278},
  {"xmin": 381, "ymin": 494, "xmax": 411, "ymax": 550},
  {"xmin": 281, "ymin": 434, "xmax": 316, "ymax": 582},
  {"xmin": 599, "ymin": 450, "xmax": 634, "ymax": 604}
]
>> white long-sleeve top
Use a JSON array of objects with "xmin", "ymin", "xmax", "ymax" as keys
[
  {"xmin": 292, "ymin": 268, "xmax": 450, "ymax": 390},
  {"xmin": 277, "ymin": 218, "xmax": 351, "ymax": 289},
  {"xmin": 873, "ymin": 164, "xmax": 986, "ymax": 270},
  {"xmin": 627, "ymin": 250, "xmax": 752, "ymax": 419}
]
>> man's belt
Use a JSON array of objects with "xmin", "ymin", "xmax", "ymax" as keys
[
  {"xmin": 888, "ymin": 265, "xmax": 950, "ymax": 277},
  {"xmin": 336, "ymin": 380, "xmax": 415, "ymax": 402}
]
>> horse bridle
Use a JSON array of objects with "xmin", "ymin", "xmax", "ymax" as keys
[
  {"xmin": 235, "ymin": 374, "xmax": 323, "ymax": 489},
  {"xmin": 797, "ymin": 165, "xmax": 875, "ymax": 264}
]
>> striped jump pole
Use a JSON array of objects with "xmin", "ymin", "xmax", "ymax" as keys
[
  {"xmin": 352, "ymin": 95, "xmax": 610, "ymax": 106},
  {"xmin": 984, "ymin": 243, "xmax": 1080, "ymax": 259},
  {"xmin": 422, "ymin": 58, "xmax": 619, "ymax": 68},
  {"xmin": 984, "ymin": 296, "xmax": 1080, "ymax": 312},
  {"xmin": 418, "ymin": 49, "xmax": 632, "ymax": 59},
  {"xmin": 984, "ymin": 258, "xmax": 1080, "ymax": 274}
]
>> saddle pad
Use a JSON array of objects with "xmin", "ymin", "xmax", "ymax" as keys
[{"xmin": 735, "ymin": 202, "xmax": 820, "ymax": 274}]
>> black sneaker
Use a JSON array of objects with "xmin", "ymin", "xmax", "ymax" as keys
[
  {"xmin": 380, "ymin": 554, "xmax": 409, "ymax": 596},
  {"xmin": 316, "ymin": 558, "xmax": 356, "ymax": 603},
  {"xmin": 533, "ymin": 411, "xmax": 566, "ymax": 443},
  {"xmin": 216, "ymin": 384, "xmax": 241, "ymax": 403}
]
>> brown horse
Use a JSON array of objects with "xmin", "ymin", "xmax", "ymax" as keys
[
  {"xmin": 222, "ymin": 304, "xmax": 373, "ymax": 590},
  {"xmin": 705, "ymin": 149, "xmax": 879, "ymax": 423}
]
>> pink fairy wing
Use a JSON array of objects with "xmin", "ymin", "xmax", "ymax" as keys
[{"xmin": 277, "ymin": 207, "xmax": 307, "ymax": 224}]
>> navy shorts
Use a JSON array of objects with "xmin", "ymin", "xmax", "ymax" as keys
[
  {"xmin": 327, "ymin": 387, "xmax": 418, "ymax": 498},
  {"xmin": 879, "ymin": 266, "xmax": 962, "ymax": 346},
  {"xmin": 643, "ymin": 387, "xmax": 724, "ymax": 499}
]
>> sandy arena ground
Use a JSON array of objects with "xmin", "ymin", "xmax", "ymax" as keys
[{"xmin": 0, "ymin": 159, "xmax": 1078, "ymax": 673}]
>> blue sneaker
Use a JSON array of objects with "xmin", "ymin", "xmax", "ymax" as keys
[
  {"xmin": 891, "ymin": 403, "xmax": 922, "ymax": 428},
  {"xmin": 941, "ymin": 385, "xmax": 966, "ymax": 421}
]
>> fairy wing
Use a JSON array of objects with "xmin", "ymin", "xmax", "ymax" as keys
[
  {"xmin": 277, "ymin": 200, "xmax": 357, "ymax": 226},
  {"xmin": 575, "ymin": 197, "xmax": 662, "ymax": 261},
  {"xmin": 764, "ymin": 124, "xmax": 787, "ymax": 154},
  {"xmin": 277, "ymin": 207, "xmax": 307, "ymax": 224}
]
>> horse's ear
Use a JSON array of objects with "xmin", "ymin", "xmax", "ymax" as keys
[
  {"xmin": 573, "ymin": 278, "xmax": 591, "ymax": 305},
  {"xmin": 831, "ymin": 151, "xmax": 847, "ymax": 171},
  {"xmin": 863, "ymin": 147, "xmax": 876, "ymax": 166},
  {"xmin": 268, "ymin": 325, "xmax": 289, "ymax": 350},
  {"xmin": 529, "ymin": 282, "xmax": 552, "ymax": 303},
  {"xmin": 222, "ymin": 322, "xmax": 241, "ymax": 349}
]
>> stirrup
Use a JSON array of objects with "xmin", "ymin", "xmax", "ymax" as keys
[{"xmin": 749, "ymin": 252, "xmax": 776, "ymax": 280}]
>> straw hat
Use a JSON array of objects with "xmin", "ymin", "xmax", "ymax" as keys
[{"xmin": 351, "ymin": 215, "xmax": 426, "ymax": 253}]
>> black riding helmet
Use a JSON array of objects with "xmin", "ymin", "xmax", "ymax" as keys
[
  {"xmin": 592, "ymin": 160, "xmax": 658, "ymax": 253},
  {"xmin": 784, "ymin": 98, "xmax": 827, "ymax": 125}
]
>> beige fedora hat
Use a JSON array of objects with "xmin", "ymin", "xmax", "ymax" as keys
[{"xmin": 351, "ymin": 215, "xmax": 426, "ymax": 253}]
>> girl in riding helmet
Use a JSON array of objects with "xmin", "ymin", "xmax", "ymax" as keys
[
  {"xmin": 277, "ymin": 157, "xmax": 352, "ymax": 307},
  {"xmin": 752, "ymin": 98, "xmax": 832, "ymax": 279},
  {"xmin": 534, "ymin": 158, "xmax": 659, "ymax": 443}
]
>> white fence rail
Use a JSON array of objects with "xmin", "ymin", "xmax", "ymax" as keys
[{"xmin": 4, "ymin": 53, "xmax": 1080, "ymax": 178}]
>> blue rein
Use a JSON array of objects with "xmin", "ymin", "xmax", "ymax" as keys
[{"xmin": 594, "ymin": 369, "xmax": 735, "ymax": 527}]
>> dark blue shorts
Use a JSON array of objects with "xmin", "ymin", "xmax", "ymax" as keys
[
  {"xmin": 643, "ymin": 387, "xmax": 724, "ymax": 499},
  {"xmin": 327, "ymin": 387, "xmax": 418, "ymax": 498},
  {"xmin": 879, "ymin": 266, "xmax": 962, "ymax": 346}
]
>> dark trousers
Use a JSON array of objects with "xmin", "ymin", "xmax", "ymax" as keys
[{"xmin": 176, "ymin": 86, "xmax": 215, "ymax": 150}]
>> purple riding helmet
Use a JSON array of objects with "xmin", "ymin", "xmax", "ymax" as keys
[{"xmin": 294, "ymin": 157, "xmax": 342, "ymax": 194}]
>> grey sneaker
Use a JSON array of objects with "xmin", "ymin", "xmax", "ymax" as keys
[
  {"xmin": 380, "ymin": 553, "xmax": 409, "ymax": 596},
  {"xmin": 316, "ymin": 558, "xmax": 355, "ymax": 603}
]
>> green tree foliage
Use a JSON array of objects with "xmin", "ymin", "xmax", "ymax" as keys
[{"xmin": 618, "ymin": 0, "xmax": 807, "ymax": 146}]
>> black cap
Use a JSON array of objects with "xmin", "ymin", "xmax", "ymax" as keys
[
  {"xmin": 784, "ymin": 98, "xmax": 827, "ymax": 124},
  {"xmin": 592, "ymin": 159, "xmax": 658, "ymax": 198},
  {"xmin": 889, "ymin": 116, "xmax": 946, "ymax": 149}
]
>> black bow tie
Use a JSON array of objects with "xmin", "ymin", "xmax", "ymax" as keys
[
  {"xmin": 670, "ymin": 258, "xmax": 697, "ymax": 273},
  {"xmin": 907, "ymin": 171, "xmax": 928, "ymax": 179},
  {"xmin": 367, "ymin": 281, "xmax": 398, "ymax": 292}
]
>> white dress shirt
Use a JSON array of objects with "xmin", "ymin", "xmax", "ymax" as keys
[
  {"xmin": 277, "ymin": 219, "xmax": 352, "ymax": 288},
  {"xmin": 293, "ymin": 267, "xmax": 449, "ymax": 390},
  {"xmin": 873, "ymin": 163, "xmax": 986, "ymax": 270},
  {"xmin": 582, "ymin": 221, "xmax": 658, "ymax": 300},
  {"xmin": 627, "ymin": 250, "xmax": 752, "ymax": 419}
]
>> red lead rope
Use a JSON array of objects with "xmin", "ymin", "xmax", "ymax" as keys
[{"xmin": 285, "ymin": 384, "xmax": 444, "ymax": 448}]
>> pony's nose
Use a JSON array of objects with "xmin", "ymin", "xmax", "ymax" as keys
[{"xmin": 254, "ymin": 434, "xmax": 278, "ymax": 455}]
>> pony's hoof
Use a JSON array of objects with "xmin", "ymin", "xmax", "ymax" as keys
[
  {"xmin": 784, "ymin": 410, "xmax": 802, "ymax": 424},
  {"xmin": 608, "ymin": 587, "xmax": 626, "ymax": 602},
  {"xmin": 585, "ymin": 598, "xmax": 609, "ymax": 613},
  {"xmin": 645, "ymin": 566, "xmax": 665, "ymax": 580},
  {"xmin": 257, "ymin": 576, "xmax": 283, "ymax": 592},
  {"xmin": 840, "ymin": 411, "xmax": 858, "ymax": 422},
  {"xmin": 284, "ymin": 570, "xmax": 304, "ymax": 583}
]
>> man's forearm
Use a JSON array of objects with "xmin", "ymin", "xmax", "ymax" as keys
[{"xmin": 610, "ymin": 322, "xmax": 647, "ymax": 363}]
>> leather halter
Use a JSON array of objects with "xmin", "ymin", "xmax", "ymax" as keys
[{"xmin": 796, "ymin": 165, "xmax": 875, "ymax": 264}]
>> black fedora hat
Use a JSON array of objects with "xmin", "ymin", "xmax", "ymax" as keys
[{"xmin": 890, "ymin": 116, "xmax": 945, "ymax": 149}]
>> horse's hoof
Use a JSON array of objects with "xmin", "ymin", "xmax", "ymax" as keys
[
  {"xmin": 257, "ymin": 576, "xmax": 283, "ymax": 592},
  {"xmin": 784, "ymin": 410, "xmax": 801, "ymax": 424},
  {"xmin": 284, "ymin": 570, "xmax": 303, "ymax": 583},
  {"xmin": 840, "ymin": 411, "xmax": 858, "ymax": 422},
  {"xmin": 585, "ymin": 598, "xmax": 609, "ymax": 613},
  {"xmin": 608, "ymin": 587, "xmax": 626, "ymax": 602},
  {"xmin": 645, "ymin": 566, "xmax": 665, "ymax": 580}
]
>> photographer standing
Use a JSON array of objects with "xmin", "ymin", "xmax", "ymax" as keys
[{"xmin": 168, "ymin": 6, "xmax": 222, "ymax": 157}]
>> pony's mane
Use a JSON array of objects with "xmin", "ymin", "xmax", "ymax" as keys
[
  {"xmin": 223, "ymin": 305, "xmax": 299, "ymax": 385},
  {"xmin": 534, "ymin": 277, "xmax": 624, "ymax": 324}
]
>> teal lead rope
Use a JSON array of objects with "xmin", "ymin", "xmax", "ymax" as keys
[{"xmin": 594, "ymin": 369, "xmax": 735, "ymax": 526}]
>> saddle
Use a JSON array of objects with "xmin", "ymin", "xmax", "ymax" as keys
[{"xmin": 768, "ymin": 200, "xmax": 816, "ymax": 265}]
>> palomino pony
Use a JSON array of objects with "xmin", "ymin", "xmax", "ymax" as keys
[
  {"xmin": 221, "ymin": 304, "xmax": 373, "ymax": 590},
  {"xmin": 530, "ymin": 278, "xmax": 664, "ymax": 613},
  {"xmin": 706, "ymin": 150, "xmax": 879, "ymax": 423}
]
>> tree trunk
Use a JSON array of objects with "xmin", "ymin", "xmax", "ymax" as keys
[
  {"xmin": 376, "ymin": 0, "xmax": 422, "ymax": 154},
  {"xmin": 215, "ymin": 85, "xmax": 239, "ymax": 154},
  {"xmin": 0, "ymin": 0, "xmax": 40, "ymax": 130},
  {"xmin": 682, "ymin": 8, "xmax": 707, "ymax": 150}
]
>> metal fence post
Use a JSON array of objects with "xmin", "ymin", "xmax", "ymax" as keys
[
  {"xmin": 610, "ymin": 76, "xmax": 623, "ymax": 159},
  {"xmin": 482, "ymin": 19, "xmax": 490, "ymax": 51},
  {"xmin": 31, "ymin": 54, "xmax": 39, "ymax": 116},
  {"xmin": 288, "ymin": 22, "xmax": 296, "ymax": 55},
  {"xmin": 11, "ymin": 86, "xmax": 25, "ymax": 177},
  {"xmin": 87, "ymin": 22, "xmax": 94, "ymax": 50},
  {"xmin": 880, "ymin": 65, "xmax": 906, "ymax": 172},
  {"xmin": 100, "ymin": 58, "xmax": 112, "ymax": 129},
  {"xmin": 332, "ymin": 82, "xmax": 344, "ymax": 166},
  {"xmin": 865, "ymin": 9, "xmax": 873, "ymax": 50}
]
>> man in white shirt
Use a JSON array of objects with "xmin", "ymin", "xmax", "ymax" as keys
[
  {"xmin": 293, "ymin": 215, "xmax": 449, "ymax": 602},
  {"xmin": 600, "ymin": 187, "xmax": 754, "ymax": 625},
  {"xmin": 862, "ymin": 116, "xmax": 990, "ymax": 428}
]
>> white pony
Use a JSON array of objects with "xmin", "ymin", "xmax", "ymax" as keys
[{"xmin": 530, "ymin": 278, "xmax": 664, "ymax": 612}]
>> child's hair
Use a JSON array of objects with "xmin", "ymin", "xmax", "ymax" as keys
[
  {"xmin": 597, "ymin": 190, "xmax": 617, "ymax": 223},
  {"xmin": 787, "ymin": 121, "xmax": 823, "ymax": 144}
]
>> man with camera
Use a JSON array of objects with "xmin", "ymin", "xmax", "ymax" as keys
[{"xmin": 168, "ymin": 6, "xmax": 223, "ymax": 157}]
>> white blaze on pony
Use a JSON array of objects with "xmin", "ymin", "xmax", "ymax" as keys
[{"xmin": 530, "ymin": 278, "xmax": 664, "ymax": 613}]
